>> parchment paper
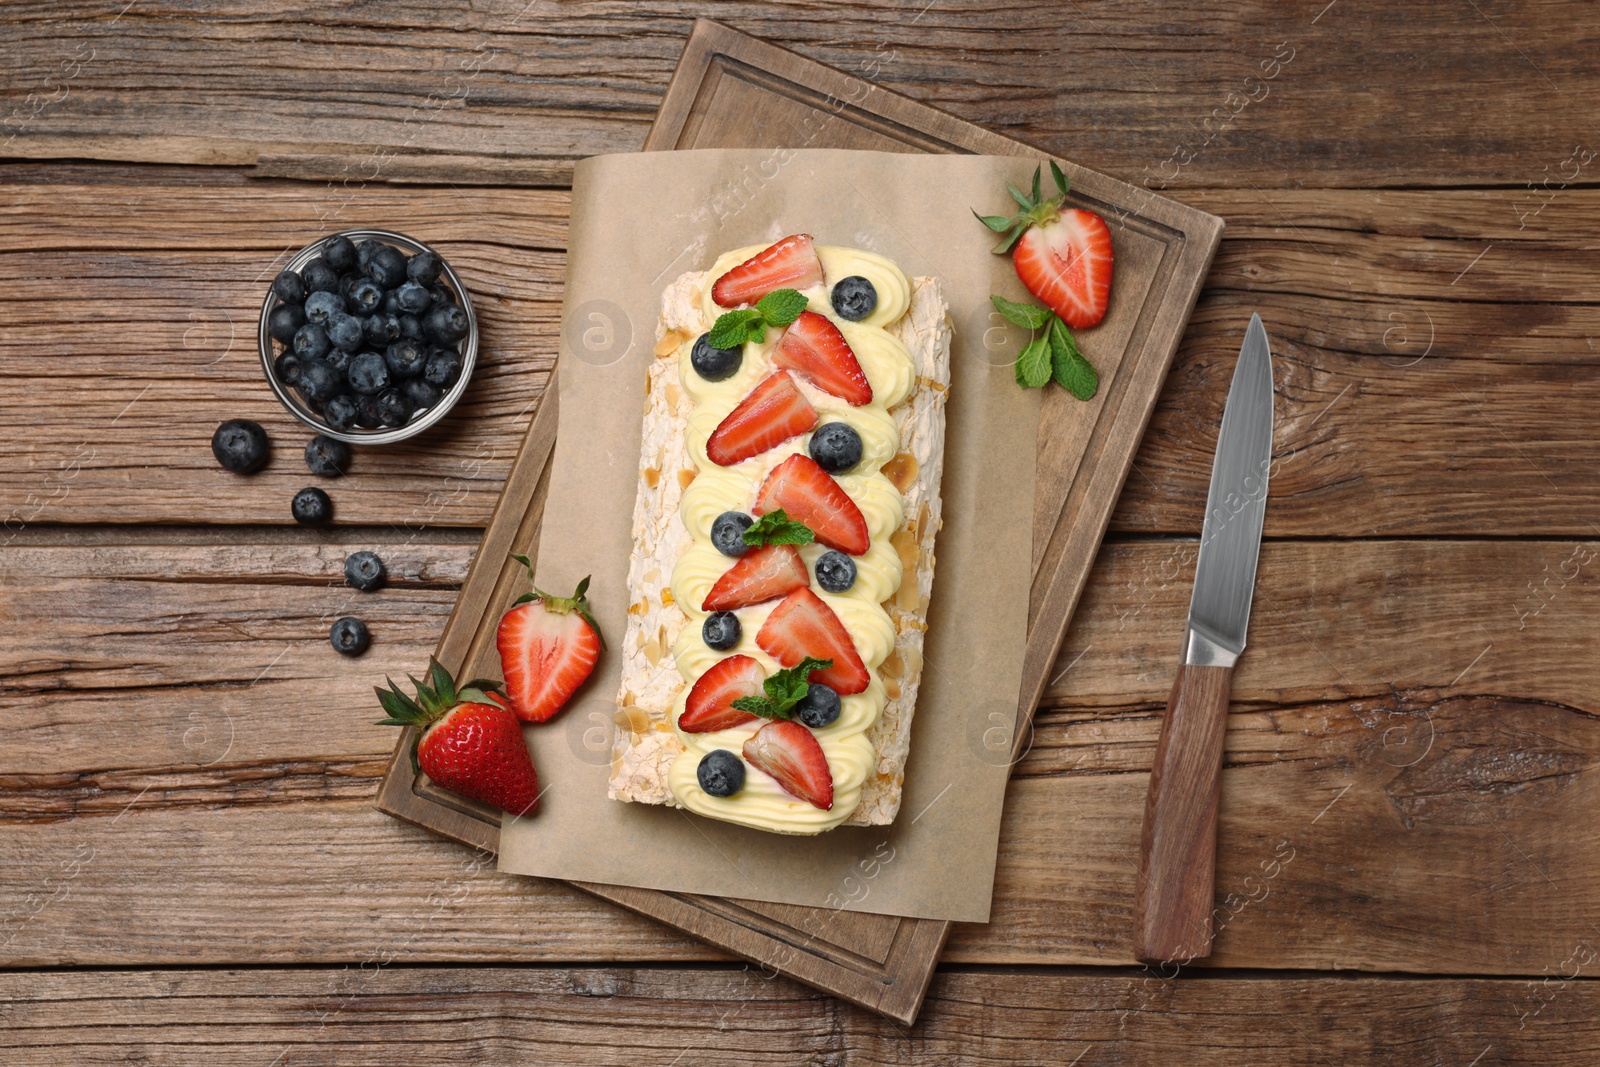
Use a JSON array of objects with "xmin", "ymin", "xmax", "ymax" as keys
[{"xmin": 498, "ymin": 148, "xmax": 1045, "ymax": 922}]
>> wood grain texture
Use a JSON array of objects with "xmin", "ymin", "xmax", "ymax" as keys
[
  {"xmin": 5, "ymin": 178, "xmax": 1600, "ymax": 534},
  {"xmin": 3, "ymin": 1, "xmax": 1598, "ymax": 189},
  {"xmin": 1, "ymin": 965, "xmax": 1596, "ymax": 1066},
  {"xmin": 1136, "ymin": 663, "xmax": 1234, "ymax": 963}
]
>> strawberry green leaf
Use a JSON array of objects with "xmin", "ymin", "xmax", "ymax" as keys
[
  {"xmin": 756, "ymin": 288, "xmax": 809, "ymax": 328},
  {"xmin": 428, "ymin": 657, "xmax": 455, "ymax": 707},
  {"xmin": 708, "ymin": 309, "xmax": 761, "ymax": 350},
  {"xmin": 1030, "ymin": 164, "xmax": 1042, "ymax": 204},
  {"xmin": 992, "ymin": 220, "xmax": 1028, "ymax": 254},
  {"xmin": 1014, "ymin": 335, "xmax": 1052, "ymax": 388},
  {"xmin": 1007, "ymin": 181, "xmax": 1034, "ymax": 212},
  {"xmin": 461, "ymin": 678, "xmax": 504, "ymax": 695},
  {"xmin": 1050, "ymin": 159, "xmax": 1070, "ymax": 197},
  {"xmin": 1050, "ymin": 318, "xmax": 1098, "ymax": 400},
  {"xmin": 990, "ymin": 294, "xmax": 1051, "ymax": 330},
  {"xmin": 457, "ymin": 687, "xmax": 495, "ymax": 706},
  {"xmin": 742, "ymin": 508, "xmax": 816, "ymax": 548},
  {"xmin": 972, "ymin": 209, "xmax": 1017, "ymax": 233}
]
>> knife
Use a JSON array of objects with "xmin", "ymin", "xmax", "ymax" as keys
[{"xmin": 1134, "ymin": 313, "xmax": 1275, "ymax": 964}]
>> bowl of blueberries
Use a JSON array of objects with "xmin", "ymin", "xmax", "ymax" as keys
[{"xmin": 258, "ymin": 229, "xmax": 478, "ymax": 445}]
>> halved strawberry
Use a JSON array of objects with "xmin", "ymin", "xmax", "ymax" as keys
[
  {"xmin": 496, "ymin": 562, "xmax": 604, "ymax": 723},
  {"xmin": 753, "ymin": 454, "xmax": 869, "ymax": 556},
  {"xmin": 711, "ymin": 234, "xmax": 825, "ymax": 308},
  {"xmin": 742, "ymin": 720, "xmax": 833, "ymax": 810},
  {"xmin": 679, "ymin": 654, "xmax": 765, "ymax": 733},
  {"xmin": 701, "ymin": 543, "xmax": 809, "ymax": 612},
  {"xmin": 756, "ymin": 587, "xmax": 870, "ymax": 695},
  {"xmin": 774, "ymin": 310, "xmax": 873, "ymax": 405},
  {"xmin": 1013, "ymin": 208, "xmax": 1113, "ymax": 328},
  {"xmin": 706, "ymin": 371, "xmax": 818, "ymax": 466}
]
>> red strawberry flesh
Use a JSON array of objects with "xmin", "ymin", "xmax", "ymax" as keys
[
  {"xmin": 711, "ymin": 234, "xmax": 825, "ymax": 308},
  {"xmin": 706, "ymin": 371, "xmax": 818, "ymax": 466},
  {"xmin": 418, "ymin": 701, "xmax": 540, "ymax": 816},
  {"xmin": 753, "ymin": 454, "xmax": 870, "ymax": 556},
  {"xmin": 742, "ymin": 719, "xmax": 833, "ymax": 810},
  {"xmin": 679, "ymin": 654, "xmax": 765, "ymax": 733},
  {"xmin": 756, "ymin": 587, "xmax": 870, "ymax": 695},
  {"xmin": 496, "ymin": 595, "xmax": 602, "ymax": 723},
  {"xmin": 1013, "ymin": 208, "xmax": 1113, "ymax": 328},
  {"xmin": 702, "ymin": 543, "xmax": 809, "ymax": 612},
  {"xmin": 774, "ymin": 310, "xmax": 873, "ymax": 405}
]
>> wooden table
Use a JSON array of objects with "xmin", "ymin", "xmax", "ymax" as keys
[{"xmin": 3, "ymin": 4, "xmax": 1597, "ymax": 1062}]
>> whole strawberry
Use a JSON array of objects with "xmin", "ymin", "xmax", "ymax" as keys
[
  {"xmin": 975, "ymin": 161, "xmax": 1113, "ymax": 329},
  {"xmin": 496, "ymin": 555, "xmax": 604, "ymax": 723},
  {"xmin": 376, "ymin": 658, "xmax": 540, "ymax": 817}
]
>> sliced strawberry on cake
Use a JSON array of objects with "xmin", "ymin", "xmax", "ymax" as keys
[
  {"xmin": 756, "ymin": 587, "xmax": 871, "ymax": 695},
  {"xmin": 711, "ymin": 234, "xmax": 825, "ymax": 308},
  {"xmin": 742, "ymin": 719, "xmax": 834, "ymax": 810},
  {"xmin": 774, "ymin": 310, "xmax": 873, "ymax": 405},
  {"xmin": 706, "ymin": 371, "xmax": 818, "ymax": 467},
  {"xmin": 701, "ymin": 543, "xmax": 809, "ymax": 611},
  {"xmin": 679, "ymin": 654, "xmax": 765, "ymax": 733},
  {"xmin": 753, "ymin": 454, "xmax": 869, "ymax": 556}
]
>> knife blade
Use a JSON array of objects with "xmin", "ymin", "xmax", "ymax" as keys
[{"xmin": 1134, "ymin": 313, "xmax": 1275, "ymax": 964}]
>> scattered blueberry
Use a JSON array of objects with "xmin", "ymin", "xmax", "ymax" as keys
[
  {"xmin": 291, "ymin": 486, "xmax": 333, "ymax": 525},
  {"xmin": 273, "ymin": 351, "xmax": 302, "ymax": 386},
  {"xmin": 362, "ymin": 312, "xmax": 400, "ymax": 347},
  {"xmin": 711, "ymin": 511, "xmax": 755, "ymax": 557},
  {"xmin": 829, "ymin": 275, "xmax": 878, "ymax": 321},
  {"xmin": 423, "ymin": 304, "xmax": 469, "ymax": 345},
  {"xmin": 367, "ymin": 244, "xmax": 408, "ymax": 289},
  {"xmin": 703, "ymin": 611, "xmax": 741, "ymax": 651},
  {"xmin": 293, "ymin": 322, "xmax": 332, "ymax": 361},
  {"xmin": 271, "ymin": 269, "xmax": 306, "ymax": 304},
  {"xmin": 375, "ymin": 387, "xmax": 411, "ymax": 427},
  {"xmin": 325, "ymin": 310, "xmax": 364, "ymax": 352},
  {"xmin": 385, "ymin": 340, "xmax": 427, "ymax": 379},
  {"xmin": 793, "ymin": 683, "xmax": 841, "ymax": 729},
  {"xmin": 814, "ymin": 550, "xmax": 856, "ymax": 592},
  {"xmin": 396, "ymin": 281, "xmax": 433, "ymax": 314},
  {"xmin": 297, "ymin": 358, "xmax": 341, "ymax": 404},
  {"xmin": 211, "ymin": 419, "xmax": 269, "ymax": 473},
  {"xmin": 301, "ymin": 257, "xmax": 340, "ymax": 294},
  {"xmin": 397, "ymin": 314, "xmax": 425, "ymax": 342},
  {"xmin": 347, "ymin": 277, "xmax": 384, "ymax": 317},
  {"xmin": 268, "ymin": 302, "xmax": 307, "ymax": 344},
  {"xmin": 407, "ymin": 250, "xmax": 442, "ymax": 286},
  {"xmin": 401, "ymin": 377, "xmax": 441, "ymax": 411},
  {"xmin": 323, "ymin": 235, "xmax": 358, "ymax": 274},
  {"xmin": 690, "ymin": 333, "xmax": 742, "ymax": 381},
  {"xmin": 329, "ymin": 616, "xmax": 370, "ymax": 656},
  {"xmin": 323, "ymin": 394, "xmax": 358, "ymax": 431},
  {"xmin": 423, "ymin": 347, "xmax": 462, "ymax": 388},
  {"xmin": 347, "ymin": 351, "xmax": 391, "ymax": 395},
  {"xmin": 697, "ymin": 749, "xmax": 746, "ymax": 798},
  {"xmin": 304, "ymin": 434, "xmax": 350, "ymax": 477},
  {"xmin": 809, "ymin": 422, "xmax": 863, "ymax": 474},
  {"xmin": 303, "ymin": 290, "xmax": 344, "ymax": 324},
  {"xmin": 344, "ymin": 549, "xmax": 386, "ymax": 592}
]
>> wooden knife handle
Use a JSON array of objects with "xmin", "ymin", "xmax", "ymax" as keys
[{"xmin": 1134, "ymin": 662, "xmax": 1234, "ymax": 964}]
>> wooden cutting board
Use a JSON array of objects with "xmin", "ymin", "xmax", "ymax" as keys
[{"xmin": 377, "ymin": 17, "xmax": 1222, "ymax": 1025}]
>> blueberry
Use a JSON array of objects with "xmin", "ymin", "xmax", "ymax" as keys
[
  {"xmin": 301, "ymin": 257, "xmax": 340, "ymax": 294},
  {"xmin": 362, "ymin": 312, "xmax": 400, "ymax": 347},
  {"xmin": 375, "ymin": 387, "xmax": 411, "ymax": 427},
  {"xmin": 407, "ymin": 250, "xmax": 442, "ymax": 285},
  {"xmin": 385, "ymin": 340, "xmax": 427, "ymax": 379},
  {"xmin": 271, "ymin": 269, "xmax": 306, "ymax": 304},
  {"xmin": 793, "ymin": 683, "xmax": 841, "ymax": 729},
  {"xmin": 381, "ymin": 288, "xmax": 404, "ymax": 318},
  {"xmin": 809, "ymin": 422, "xmax": 863, "ymax": 474},
  {"xmin": 396, "ymin": 281, "xmax": 433, "ymax": 314},
  {"xmin": 325, "ymin": 310, "xmax": 364, "ymax": 352},
  {"xmin": 368, "ymin": 244, "xmax": 408, "ymax": 289},
  {"xmin": 344, "ymin": 549, "xmax": 386, "ymax": 592},
  {"xmin": 329, "ymin": 616, "xmax": 370, "ymax": 656},
  {"xmin": 273, "ymin": 351, "xmax": 302, "ymax": 387},
  {"xmin": 397, "ymin": 314, "xmax": 425, "ymax": 342},
  {"xmin": 696, "ymin": 749, "xmax": 745, "ymax": 798},
  {"xmin": 423, "ymin": 346, "xmax": 462, "ymax": 388},
  {"xmin": 291, "ymin": 486, "xmax": 333, "ymax": 525},
  {"xmin": 268, "ymin": 302, "xmax": 307, "ymax": 344},
  {"xmin": 423, "ymin": 304, "xmax": 469, "ymax": 344},
  {"xmin": 303, "ymin": 290, "xmax": 344, "ymax": 325},
  {"xmin": 211, "ymin": 418, "xmax": 269, "ymax": 473},
  {"xmin": 356, "ymin": 239, "xmax": 384, "ymax": 272},
  {"xmin": 690, "ymin": 333, "xmax": 742, "ymax": 382},
  {"xmin": 347, "ymin": 277, "xmax": 384, "ymax": 317},
  {"xmin": 304, "ymin": 434, "xmax": 349, "ymax": 477},
  {"xmin": 830, "ymin": 275, "xmax": 877, "ymax": 321},
  {"xmin": 323, "ymin": 235, "xmax": 358, "ymax": 274},
  {"xmin": 711, "ymin": 511, "xmax": 754, "ymax": 557},
  {"xmin": 402, "ymin": 377, "xmax": 441, "ymax": 411},
  {"xmin": 355, "ymin": 392, "xmax": 384, "ymax": 428},
  {"xmin": 347, "ymin": 351, "xmax": 391, "ymax": 395},
  {"xmin": 429, "ymin": 283, "xmax": 456, "ymax": 308},
  {"xmin": 324, "ymin": 347, "xmax": 353, "ymax": 376},
  {"xmin": 703, "ymin": 611, "xmax": 741, "ymax": 651},
  {"xmin": 814, "ymin": 550, "xmax": 856, "ymax": 592},
  {"xmin": 323, "ymin": 394, "xmax": 358, "ymax": 432},
  {"xmin": 296, "ymin": 358, "xmax": 341, "ymax": 404}
]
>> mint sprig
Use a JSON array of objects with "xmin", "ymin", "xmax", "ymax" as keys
[
  {"xmin": 742, "ymin": 508, "xmax": 815, "ymax": 548},
  {"xmin": 731, "ymin": 657, "xmax": 834, "ymax": 721},
  {"xmin": 990, "ymin": 293, "xmax": 1098, "ymax": 400},
  {"xmin": 707, "ymin": 288, "xmax": 810, "ymax": 348}
]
